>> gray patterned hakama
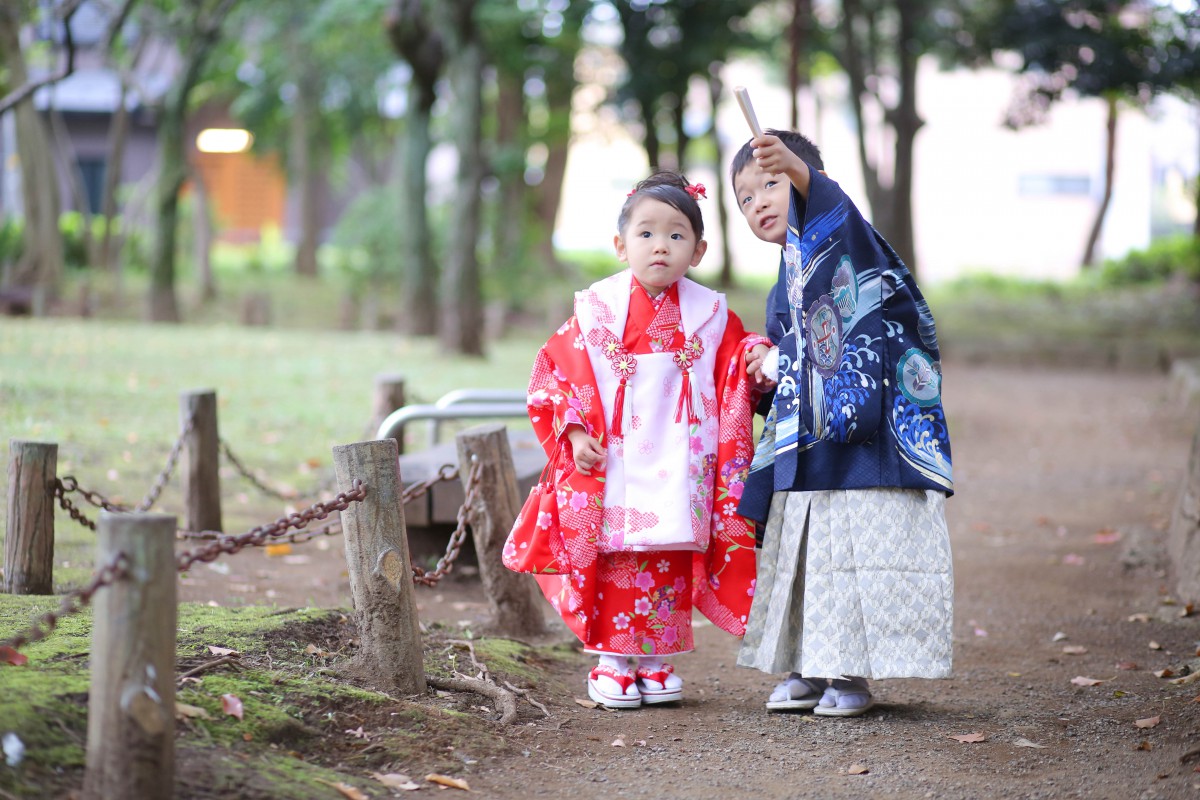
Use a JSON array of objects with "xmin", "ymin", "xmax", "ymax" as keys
[{"xmin": 737, "ymin": 488, "xmax": 954, "ymax": 679}]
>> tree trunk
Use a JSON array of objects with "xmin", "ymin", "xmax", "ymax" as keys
[
  {"xmin": 532, "ymin": 68, "xmax": 573, "ymax": 277},
  {"xmin": 493, "ymin": 71, "xmax": 526, "ymax": 281},
  {"xmin": 887, "ymin": 0, "xmax": 924, "ymax": 274},
  {"xmin": 709, "ymin": 69, "xmax": 734, "ymax": 289},
  {"xmin": 48, "ymin": 101, "xmax": 96, "ymax": 263},
  {"xmin": 191, "ymin": 166, "xmax": 215, "ymax": 301},
  {"xmin": 438, "ymin": 0, "xmax": 485, "ymax": 356},
  {"xmin": 0, "ymin": 6, "xmax": 64, "ymax": 300},
  {"xmin": 640, "ymin": 97, "xmax": 661, "ymax": 170},
  {"xmin": 400, "ymin": 83, "xmax": 439, "ymax": 335},
  {"xmin": 291, "ymin": 53, "xmax": 320, "ymax": 279},
  {"xmin": 838, "ymin": 0, "xmax": 887, "ymax": 227},
  {"xmin": 148, "ymin": 95, "xmax": 186, "ymax": 322},
  {"xmin": 787, "ymin": 0, "xmax": 813, "ymax": 130},
  {"xmin": 100, "ymin": 76, "xmax": 132, "ymax": 277},
  {"xmin": 1082, "ymin": 95, "xmax": 1118, "ymax": 268}
]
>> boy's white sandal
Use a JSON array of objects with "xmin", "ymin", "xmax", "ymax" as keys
[
  {"xmin": 765, "ymin": 675, "xmax": 824, "ymax": 711},
  {"xmin": 812, "ymin": 683, "xmax": 875, "ymax": 717},
  {"xmin": 587, "ymin": 665, "xmax": 642, "ymax": 709},
  {"xmin": 635, "ymin": 663, "xmax": 683, "ymax": 704}
]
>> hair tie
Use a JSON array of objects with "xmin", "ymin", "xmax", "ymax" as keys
[{"xmin": 685, "ymin": 183, "xmax": 707, "ymax": 201}]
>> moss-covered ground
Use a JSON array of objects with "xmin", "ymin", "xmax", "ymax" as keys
[{"xmin": 0, "ymin": 598, "xmax": 576, "ymax": 798}]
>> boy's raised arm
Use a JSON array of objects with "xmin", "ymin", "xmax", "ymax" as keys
[{"xmin": 750, "ymin": 135, "xmax": 812, "ymax": 200}]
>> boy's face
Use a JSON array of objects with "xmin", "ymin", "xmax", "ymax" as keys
[
  {"xmin": 614, "ymin": 197, "xmax": 706, "ymax": 298},
  {"xmin": 733, "ymin": 161, "xmax": 790, "ymax": 246}
]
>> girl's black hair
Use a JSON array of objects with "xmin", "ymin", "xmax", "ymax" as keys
[{"xmin": 617, "ymin": 170, "xmax": 704, "ymax": 238}]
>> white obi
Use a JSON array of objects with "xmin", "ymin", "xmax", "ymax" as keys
[{"xmin": 575, "ymin": 272, "xmax": 728, "ymax": 553}]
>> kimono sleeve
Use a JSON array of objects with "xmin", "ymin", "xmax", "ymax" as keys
[{"xmin": 526, "ymin": 316, "xmax": 607, "ymax": 460}]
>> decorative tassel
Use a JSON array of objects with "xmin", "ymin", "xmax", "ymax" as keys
[
  {"xmin": 674, "ymin": 370, "xmax": 699, "ymax": 425},
  {"xmin": 611, "ymin": 378, "xmax": 627, "ymax": 437}
]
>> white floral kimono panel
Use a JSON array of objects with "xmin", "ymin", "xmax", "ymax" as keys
[{"xmin": 575, "ymin": 272, "xmax": 727, "ymax": 553}]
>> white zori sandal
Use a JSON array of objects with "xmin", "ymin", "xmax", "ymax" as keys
[
  {"xmin": 813, "ymin": 677, "xmax": 875, "ymax": 717},
  {"xmin": 587, "ymin": 664, "xmax": 641, "ymax": 709},
  {"xmin": 766, "ymin": 674, "xmax": 825, "ymax": 712},
  {"xmin": 635, "ymin": 661, "xmax": 683, "ymax": 704}
]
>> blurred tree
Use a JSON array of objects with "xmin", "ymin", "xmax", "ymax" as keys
[
  {"xmin": 0, "ymin": 1, "xmax": 82, "ymax": 302},
  {"xmin": 145, "ymin": 0, "xmax": 238, "ymax": 322},
  {"xmin": 962, "ymin": 0, "xmax": 1199, "ymax": 266},
  {"xmin": 228, "ymin": 0, "xmax": 395, "ymax": 280},
  {"xmin": 608, "ymin": 0, "xmax": 759, "ymax": 287},
  {"xmin": 386, "ymin": 0, "xmax": 444, "ymax": 335},
  {"xmin": 433, "ymin": 0, "xmax": 486, "ymax": 355},
  {"xmin": 479, "ymin": 0, "xmax": 591, "ymax": 283}
]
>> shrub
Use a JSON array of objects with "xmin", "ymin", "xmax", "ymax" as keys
[{"xmin": 1099, "ymin": 235, "xmax": 1200, "ymax": 286}]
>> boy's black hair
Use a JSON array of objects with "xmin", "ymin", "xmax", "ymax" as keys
[
  {"xmin": 729, "ymin": 128, "xmax": 824, "ymax": 190},
  {"xmin": 618, "ymin": 169, "xmax": 705, "ymax": 238}
]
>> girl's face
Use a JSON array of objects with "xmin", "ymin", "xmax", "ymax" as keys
[{"xmin": 613, "ymin": 198, "xmax": 707, "ymax": 297}]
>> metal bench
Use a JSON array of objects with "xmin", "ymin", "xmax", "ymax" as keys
[{"xmin": 379, "ymin": 389, "xmax": 545, "ymax": 528}]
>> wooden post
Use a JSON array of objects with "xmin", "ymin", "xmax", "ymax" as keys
[
  {"xmin": 181, "ymin": 390, "xmax": 222, "ymax": 533},
  {"xmin": 332, "ymin": 439, "xmax": 425, "ymax": 694},
  {"xmin": 83, "ymin": 512, "xmax": 177, "ymax": 800},
  {"xmin": 1170, "ymin": 421, "xmax": 1200, "ymax": 601},
  {"xmin": 4, "ymin": 440, "xmax": 57, "ymax": 594},
  {"xmin": 371, "ymin": 373, "xmax": 407, "ymax": 450},
  {"xmin": 455, "ymin": 424, "xmax": 546, "ymax": 638}
]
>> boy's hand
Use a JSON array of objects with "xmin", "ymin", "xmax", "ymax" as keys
[
  {"xmin": 751, "ymin": 134, "xmax": 812, "ymax": 199},
  {"xmin": 566, "ymin": 426, "xmax": 606, "ymax": 475},
  {"xmin": 746, "ymin": 344, "xmax": 777, "ymax": 390}
]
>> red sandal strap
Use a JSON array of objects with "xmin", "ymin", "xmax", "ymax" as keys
[
  {"xmin": 590, "ymin": 665, "xmax": 636, "ymax": 692},
  {"xmin": 635, "ymin": 664, "xmax": 675, "ymax": 683}
]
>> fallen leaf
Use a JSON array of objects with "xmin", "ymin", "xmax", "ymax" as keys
[
  {"xmin": 1149, "ymin": 641, "xmax": 1163, "ymax": 651},
  {"xmin": 345, "ymin": 726, "xmax": 367, "ymax": 739},
  {"xmin": 1127, "ymin": 613, "xmax": 1152, "ymax": 623},
  {"xmin": 1062, "ymin": 553, "xmax": 1086, "ymax": 566},
  {"xmin": 426, "ymin": 774, "xmax": 470, "ymax": 791},
  {"xmin": 0, "ymin": 646, "xmax": 28, "ymax": 667},
  {"xmin": 634, "ymin": 739, "xmax": 647, "ymax": 747},
  {"xmin": 372, "ymin": 773, "xmax": 421, "ymax": 791},
  {"xmin": 1062, "ymin": 645, "xmax": 1088, "ymax": 655},
  {"xmin": 1093, "ymin": 528, "xmax": 1122, "ymax": 545},
  {"xmin": 974, "ymin": 627, "xmax": 988, "ymax": 637},
  {"xmin": 1006, "ymin": 672, "xmax": 1022, "ymax": 678},
  {"xmin": 1115, "ymin": 662, "xmax": 1139, "ymax": 671},
  {"xmin": 1135, "ymin": 741, "xmax": 1152, "ymax": 751},
  {"xmin": 315, "ymin": 780, "xmax": 369, "ymax": 799},
  {"xmin": 612, "ymin": 737, "xmax": 626, "ymax": 747},
  {"xmin": 265, "ymin": 543, "xmax": 293, "ymax": 557},
  {"xmin": 847, "ymin": 763, "xmax": 869, "ymax": 774},
  {"xmin": 949, "ymin": 732, "xmax": 987, "ymax": 743},
  {"xmin": 1052, "ymin": 632, "xmax": 1069, "ymax": 642},
  {"xmin": 207, "ymin": 646, "xmax": 239, "ymax": 656},
  {"xmin": 1135, "ymin": 716, "xmax": 1161, "ymax": 729},
  {"xmin": 305, "ymin": 644, "xmax": 331, "ymax": 658},
  {"xmin": 1013, "ymin": 737, "xmax": 1047, "ymax": 749},
  {"xmin": 221, "ymin": 693, "xmax": 244, "ymax": 720},
  {"xmin": 1182, "ymin": 604, "xmax": 1195, "ymax": 618},
  {"xmin": 574, "ymin": 698, "xmax": 598, "ymax": 709},
  {"xmin": 174, "ymin": 702, "xmax": 211, "ymax": 720},
  {"xmin": 1154, "ymin": 669, "xmax": 1175, "ymax": 679},
  {"xmin": 1071, "ymin": 676, "xmax": 1106, "ymax": 686},
  {"xmin": 1113, "ymin": 690, "xmax": 1128, "ymax": 698}
]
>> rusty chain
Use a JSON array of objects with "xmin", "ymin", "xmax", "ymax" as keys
[
  {"xmin": 175, "ymin": 481, "xmax": 367, "ymax": 573},
  {"xmin": 136, "ymin": 413, "xmax": 195, "ymax": 512},
  {"xmin": 0, "ymin": 551, "xmax": 130, "ymax": 653},
  {"xmin": 50, "ymin": 414, "xmax": 197, "ymax": 529},
  {"xmin": 218, "ymin": 439, "xmax": 337, "ymax": 502},
  {"xmin": 412, "ymin": 459, "xmax": 481, "ymax": 587}
]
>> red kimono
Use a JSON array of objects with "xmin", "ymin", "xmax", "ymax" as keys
[{"xmin": 504, "ymin": 272, "xmax": 767, "ymax": 656}]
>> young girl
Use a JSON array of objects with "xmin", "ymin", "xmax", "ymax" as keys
[{"xmin": 503, "ymin": 171, "xmax": 772, "ymax": 708}]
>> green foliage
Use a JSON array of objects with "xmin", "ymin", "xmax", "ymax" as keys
[
  {"xmin": 1098, "ymin": 235, "xmax": 1200, "ymax": 286},
  {"xmin": 329, "ymin": 186, "xmax": 405, "ymax": 287},
  {"xmin": 0, "ymin": 215, "xmax": 24, "ymax": 268}
]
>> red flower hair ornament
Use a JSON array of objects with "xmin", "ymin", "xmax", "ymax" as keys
[{"xmin": 625, "ymin": 182, "xmax": 707, "ymax": 200}]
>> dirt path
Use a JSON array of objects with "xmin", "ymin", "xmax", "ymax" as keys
[{"xmin": 181, "ymin": 362, "xmax": 1200, "ymax": 799}]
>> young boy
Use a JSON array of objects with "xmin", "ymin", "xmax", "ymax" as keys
[{"xmin": 731, "ymin": 129, "xmax": 955, "ymax": 717}]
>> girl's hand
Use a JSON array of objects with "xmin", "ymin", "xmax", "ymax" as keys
[
  {"xmin": 566, "ymin": 427, "xmax": 606, "ymax": 475},
  {"xmin": 746, "ymin": 344, "xmax": 777, "ymax": 390}
]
